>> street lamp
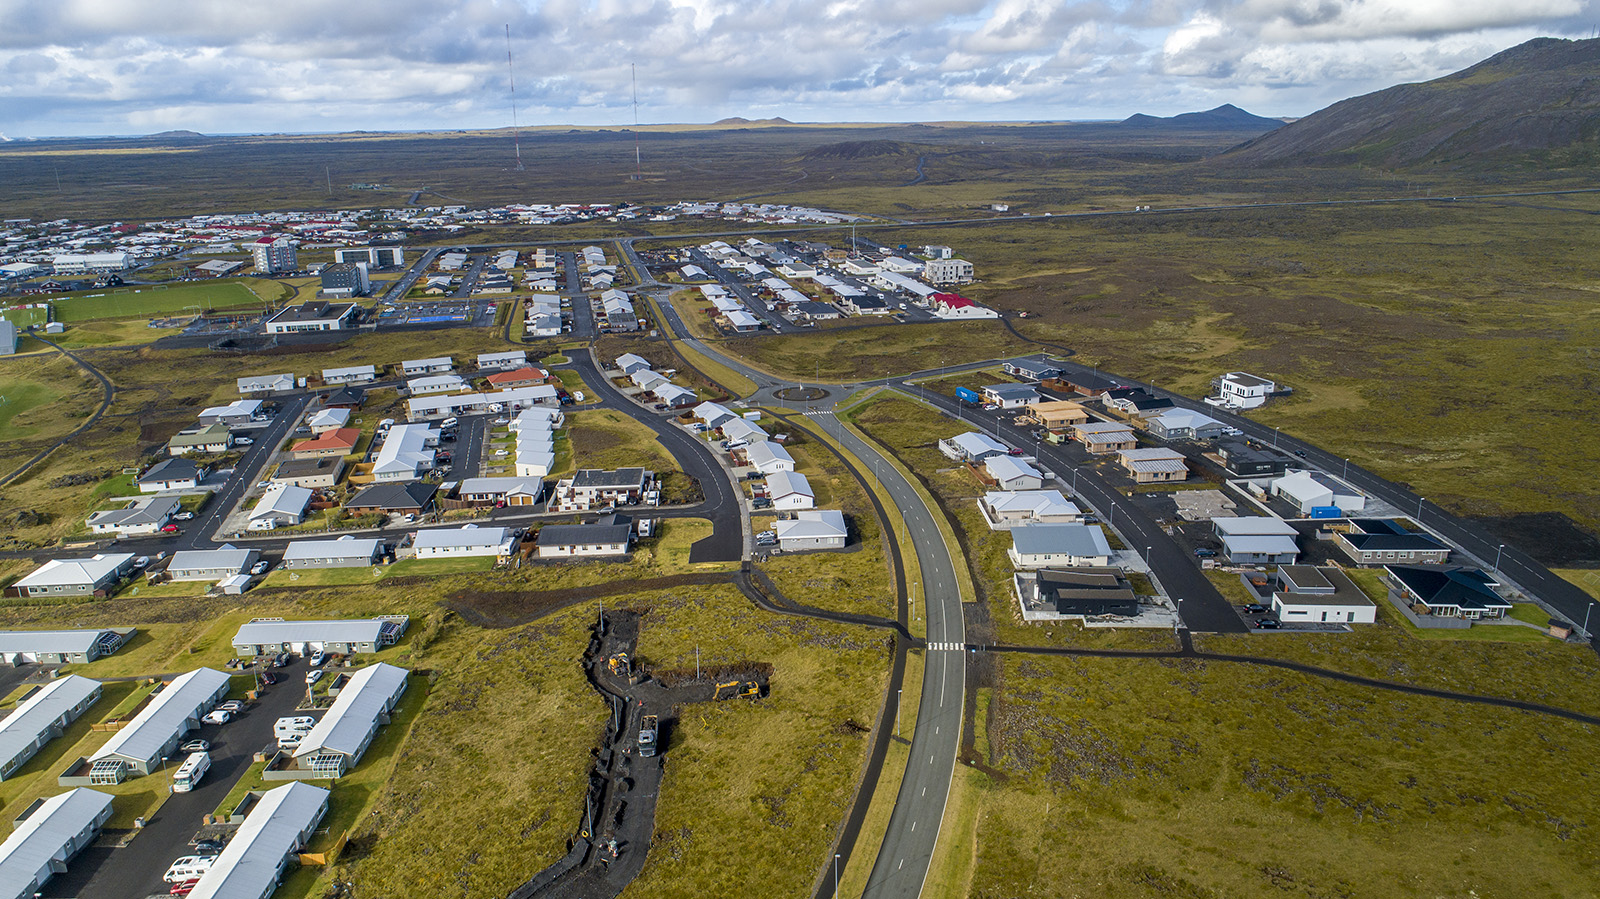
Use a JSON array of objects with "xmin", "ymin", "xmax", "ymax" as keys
[
  {"xmin": 1145, "ymin": 546, "xmax": 1152, "ymax": 565},
  {"xmin": 1493, "ymin": 544, "xmax": 1505, "ymax": 574},
  {"xmin": 834, "ymin": 853, "xmax": 841, "ymax": 898},
  {"xmin": 1343, "ymin": 458, "xmax": 1349, "ymax": 480},
  {"xmin": 896, "ymin": 688, "xmax": 903, "ymax": 738},
  {"xmin": 1417, "ymin": 496, "xmax": 1425, "ymax": 520},
  {"xmin": 1582, "ymin": 602, "xmax": 1594, "ymax": 641}
]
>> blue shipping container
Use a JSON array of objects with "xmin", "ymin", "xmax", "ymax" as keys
[
  {"xmin": 955, "ymin": 387, "xmax": 983, "ymax": 405},
  {"xmin": 1309, "ymin": 506, "xmax": 1343, "ymax": 519}
]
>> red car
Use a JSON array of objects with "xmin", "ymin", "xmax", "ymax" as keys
[
  {"xmin": 171, "ymin": 880, "xmax": 200, "ymax": 896},
  {"xmin": 160, "ymin": 524, "xmax": 181, "ymax": 533}
]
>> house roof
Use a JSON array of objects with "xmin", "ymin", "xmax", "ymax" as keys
[
  {"xmin": 985, "ymin": 455, "xmax": 1041, "ymax": 483},
  {"xmin": 93, "ymin": 668, "xmax": 230, "ymax": 766},
  {"xmin": 1223, "ymin": 371, "xmax": 1274, "ymax": 388},
  {"xmin": 139, "ymin": 457, "xmax": 202, "ymax": 484},
  {"xmin": 407, "ymin": 374, "xmax": 467, "ymax": 393},
  {"xmin": 1212, "ymin": 516, "xmax": 1298, "ymax": 536},
  {"xmin": 0, "ymin": 676, "xmax": 101, "ymax": 764},
  {"xmin": 199, "ymin": 399, "xmax": 261, "ymax": 420},
  {"xmin": 477, "ymin": 351, "xmax": 527, "ymax": 368},
  {"xmin": 1011, "ymin": 524, "xmax": 1111, "ymax": 558},
  {"xmin": 306, "ymin": 408, "xmax": 351, "ymax": 429},
  {"xmin": 1126, "ymin": 458, "xmax": 1190, "ymax": 475},
  {"xmin": 458, "ymin": 477, "xmax": 543, "ymax": 497},
  {"xmin": 614, "ymin": 353, "xmax": 652, "ymax": 373},
  {"xmin": 169, "ymin": 424, "xmax": 232, "ymax": 447},
  {"xmin": 947, "ymin": 432, "xmax": 1007, "ymax": 458},
  {"xmin": 985, "ymin": 490, "xmax": 1077, "ymax": 518},
  {"xmin": 414, "ymin": 526, "xmax": 513, "ymax": 551},
  {"xmin": 0, "ymin": 630, "xmax": 123, "ymax": 656},
  {"xmin": 775, "ymin": 509, "xmax": 848, "ymax": 540},
  {"xmin": 266, "ymin": 301, "xmax": 354, "ymax": 324},
  {"xmin": 694, "ymin": 402, "xmax": 736, "ymax": 425},
  {"xmin": 236, "ymin": 374, "xmax": 294, "ymax": 393},
  {"xmin": 402, "ymin": 356, "xmax": 453, "ymax": 370},
  {"xmin": 1073, "ymin": 421, "xmax": 1134, "ymax": 438},
  {"xmin": 1147, "ymin": 409, "xmax": 1223, "ymax": 432},
  {"xmin": 537, "ymin": 515, "xmax": 634, "ymax": 546},
  {"xmin": 250, "ymin": 484, "xmax": 312, "ymax": 520},
  {"xmin": 721, "ymin": 418, "xmax": 768, "ymax": 442},
  {"xmin": 983, "ymin": 384, "xmax": 1039, "ymax": 401},
  {"xmin": 233, "ymin": 618, "xmax": 390, "ymax": 647},
  {"xmin": 571, "ymin": 468, "xmax": 649, "ymax": 490},
  {"xmin": 281, "ymin": 539, "xmax": 383, "ymax": 563},
  {"xmin": 766, "ymin": 471, "xmax": 813, "ymax": 500},
  {"xmin": 293, "ymin": 664, "xmax": 408, "ymax": 760},
  {"xmin": 322, "ymin": 365, "xmax": 376, "ymax": 380},
  {"xmin": 1274, "ymin": 469, "xmax": 1357, "ymax": 500},
  {"xmin": 87, "ymin": 496, "xmax": 180, "ymax": 531},
  {"xmin": 655, "ymin": 383, "xmax": 697, "ymax": 404},
  {"xmin": 0, "ymin": 788, "xmax": 114, "ymax": 898},
  {"xmin": 188, "ymin": 782, "xmax": 328, "ymax": 899},
  {"xmin": 292, "ymin": 428, "xmax": 360, "ymax": 454},
  {"xmin": 1343, "ymin": 532, "xmax": 1447, "ymax": 552},
  {"xmin": 1387, "ymin": 566, "xmax": 1511, "ymax": 611},
  {"xmin": 323, "ymin": 386, "xmax": 365, "ymax": 406},
  {"xmin": 347, "ymin": 481, "xmax": 435, "ymax": 511},
  {"xmin": 372, "ymin": 423, "xmax": 435, "ymax": 475},
  {"xmin": 272, "ymin": 458, "xmax": 343, "ymax": 481},
  {"xmin": 1118, "ymin": 447, "xmax": 1185, "ymax": 463},
  {"xmin": 1220, "ymin": 534, "xmax": 1300, "ymax": 555},
  {"xmin": 744, "ymin": 441, "xmax": 794, "ymax": 470},
  {"xmin": 166, "ymin": 547, "xmax": 257, "ymax": 574},
  {"xmin": 487, "ymin": 367, "xmax": 546, "ymax": 386}
]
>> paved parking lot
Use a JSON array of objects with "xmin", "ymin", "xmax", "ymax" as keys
[{"xmin": 45, "ymin": 658, "xmax": 324, "ymax": 899}]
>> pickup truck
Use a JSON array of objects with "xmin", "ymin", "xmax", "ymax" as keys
[{"xmin": 638, "ymin": 714, "xmax": 659, "ymax": 758}]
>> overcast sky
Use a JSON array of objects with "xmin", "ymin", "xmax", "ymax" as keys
[{"xmin": 0, "ymin": 0, "xmax": 1594, "ymax": 137}]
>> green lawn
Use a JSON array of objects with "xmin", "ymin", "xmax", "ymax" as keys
[{"xmin": 49, "ymin": 281, "xmax": 268, "ymax": 322}]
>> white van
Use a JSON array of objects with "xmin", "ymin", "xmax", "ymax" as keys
[
  {"xmin": 441, "ymin": 416, "xmax": 458, "ymax": 428},
  {"xmin": 274, "ymin": 716, "xmax": 316, "ymax": 741},
  {"xmin": 164, "ymin": 856, "xmax": 215, "ymax": 883},
  {"xmin": 171, "ymin": 751, "xmax": 210, "ymax": 793}
]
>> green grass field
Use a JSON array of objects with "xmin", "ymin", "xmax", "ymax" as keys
[
  {"xmin": 48, "ymin": 281, "xmax": 267, "ymax": 322},
  {"xmin": 0, "ymin": 305, "xmax": 49, "ymax": 330}
]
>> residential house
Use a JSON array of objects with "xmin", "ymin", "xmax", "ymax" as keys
[
  {"xmin": 321, "ymin": 365, "xmax": 376, "ymax": 385},
  {"xmin": 401, "ymin": 357, "xmax": 453, "ymax": 376},
  {"xmin": 270, "ymin": 458, "xmax": 344, "ymax": 489},
  {"xmin": 1271, "ymin": 566, "xmax": 1376, "ymax": 625},
  {"xmin": 0, "ymin": 629, "xmax": 129, "ymax": 663},
  {"xmin": 629, "ymin": 369, "xmax": 667, "ymax": 392},
  {"xmin": 693, "ymin": 402, "xmax": 737, "ymax": 431},
  {"xmin": 1023, "ymin": 400, "xmax": 1088, "ymax": 430},
  {"xmin": 345, "ymin": 482, "xmax": 436, "ymax": 517},
  {"xmin": 406, "ymin": 385, "xmax": 558, "ymax": 419},
  {"xmin": 413, "ymin": 526, "xmax": 519, "ymax": 561},
  {"xmin": 1334, "ymin": 519, "xmax": 1450, "ymax": 566},
  {"xmin": 0, "ymin": 787, "xmax": 114, "ymax": 895},
  {"xmin": 4, "ymin": 555, "xmax": 135, "ymax": 599},
  {"xmin": 486, "ymin": 367, "xmax": 548, "ymax": 389},
  {"xmin": 1053, "ymin": 371, "xmax": 1125, "ymax": 397},
  {"xmin": 655, "ymin": 383, "xmax": 698, "ymax": 408},
  {"xmin": 1386, "ymin": 566, "xmax": 1511, "ymax": 620},
  {"xmin": 197, "ymin": 399, "xmax": 262, "ymax": 426},
  {"xmin": 164, "ymin": 546, "xmax": 260, "ymax": 581},
  {"xmin": 1003, "ymin": 359, "xmax": 1061, "ymax": 381},
  {"xmin": 371, "ymin": 424, "xmax": 437, "ymax": 480},
  {"xmin": 536, "ymin": 514, "xmax": 634, "ymax": 558},
  {"xmin": 322, "ymin": 386, "xmax": 365, "ymax": 409},
  {"xmin": 232, "ymin": 617, "xmax": 407, "ymax": 655},
  {"xmin": 0, "ymin": 676, "xmax": 103, "ymax": 780},
  {"xmin": 1210, "ymin": 371, "xmax": 1276, "ymax": 409},
  {"xmin": 1144, "ymin": 409, "xmax": 1226, "ymax": 441},
  {"xmin": 743, "ymin": 441, "xmax": 795, "ymax": 474},
  {"xmin": 1216, "ymin": 438, "xmax": 1289, "ymax": 478},
  {"xmin": 291, "ymin": 428, "xmax": 360, "ymax": 460},
  {"xmin": 938, "ymin": 432, "xmax": 1008, "ymax": 463},
  {"xmin": 249, "ymin": 485, "xmax": 312, "ymax": 529},
  {"xmin": 455, "ymin": 477, "xmax": 545, "ymax": 507},
  {"xmin": 236, "ymin": 374, "xmax": 295, "ymax": 395},
  {"xmin": 265, "ymin": 301, "xmax": 357, "ymax": 333},
  {"xmin": 1212, "ymin": 517, "xmax": 1300, "ymax": 564},
  {"xmin": 476, "ymin": 351, "xmax": 527, "ymax": 371},
  {"xmin": 1008, "ymin": 524, "xmax": 1113, "ymax": 569},
  {"xmin": 281, "ymin": 664, "xmax": 408, "ymax": 779},
  {"xmin": 86, "ymin": 667, "xmax": 230, "ymax": 777},
  {"xmin": 1071, "ymin": 422, "xmax": 1137, "ymax": 454},
  {"xmin": 614, "ymin": 353, "xmax": 653, "ymax": 375},
  {"xmin": 167, "ymin": 424, "xmax": 232, "ymax": 456},
  {"xmin": 720, "ymin": 418, "xmax": 768, "ymax": 445},
  {"xmin": 1015, "ymin": 568, "xmax": 1139, "ymax": 618},
  {"xmin": 980, "ymin": 490, "xmax": 1081, "ymax": 529},
  {"xmin": 550, "ymin": 469, "xmax": 652, "ymax": 512},
  {"xmin": 306, "ymin": 408, "xmax": 351, "ymax": 434},
  {"xmin": 137, "ymin": 458, "xmax": 205, "ymax": 492},
  {"xmin": 765, "ymin": 471, "xmax": 815, "ymax": 510},
  {"xmin": 1116, "ymin": 447, "xmax": 1189, "ymax": 484},
  {"xmin": 280, "ymin": 538, "xmax": 385, "ymax": 570},
  {"xmin": 1272, "ymin": 470, "xmax": 1366, "ymax": 515},
  {"xmin": 774, "ymin": 510, "xmax": 848, "ymax": 552},
  {"xmin": 87, "ymin": 496, "xmax": 180, "ymax": 536},
  {"xmin": 982, "ymin": 384, "xmax": 1039, "ymax": 409},
  {"xmin": 184, "ymin": 783, "xmax": 328, "ymax": 899},
  {"xmin": 985, "ymin": 456, "xmax": 1044, "ymax": 491},
  {"xmin": 1102, "ymin": 388, "xmax": 1172, "ymax": 417},
  {"xmin": 406, "ymin": 374, "xmax": 468, "ymax": 396}
]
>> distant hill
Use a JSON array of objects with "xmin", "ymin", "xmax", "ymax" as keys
[
  {"xmin": 802, "ymin": 140, "xmax": 908, "ymax": 160},
  {"xmin": 1121, "ymin": 104, "xmax": 1284, "ymax": 131},
  {"xmin": 142, "ymin": 130, "xmax": 207, "ymax": 140},
  {"xmin": 712, "ymin": 117, "xmax": 794, "ymax": 127},
  {"xmin": 1222, "ymin": 37, "xmax": 1600, "ymax": 168}
]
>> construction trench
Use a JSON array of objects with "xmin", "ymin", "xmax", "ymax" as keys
[{"xmin": 508, "ymin": 609, "xmax": 769, "ymax": 899}]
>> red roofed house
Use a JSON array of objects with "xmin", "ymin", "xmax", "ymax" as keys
[
  {"xmin": 931, "ymin": 293, "xmax": 999, "ymax": 320},
  {"xmin": 486, "ymin": 367, "xmax": 549, "ymax": 389},
  {"xmin": 291, "ymin": 427, "xmax": 362, "ymax": 460}
]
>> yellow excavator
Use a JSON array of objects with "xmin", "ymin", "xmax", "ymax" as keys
[
  {"xmin": 714, "ymin": 679, "xmax": 762, "ymax": 700},
  {"xmin": 606, "ymin": 652, "xmax": 630, "ymax": 678}
]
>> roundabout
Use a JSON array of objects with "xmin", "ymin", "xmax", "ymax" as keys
[{"xmin": 773, "ymin": 386, "xmax": 830, "ymax": 402}]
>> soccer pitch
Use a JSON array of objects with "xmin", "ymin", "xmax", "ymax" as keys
[{"xmin": 49, "ymin": 282, "xmax": 265, "ymax": 322}]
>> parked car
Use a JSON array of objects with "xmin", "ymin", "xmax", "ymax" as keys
[
  {"xmin": 235, "ymin": 437, "xmax": 253, "ymax": 446},
  {"xmin": 133, "ymin": 556, "xmax": 151, "ymax": 569},
  {"xmin": 493, "ymin": 449, "xmax": 509, "ymax": 457},
  {"xmin": 217, "ymin": 700, "xmax": 245, "ymax": 713},
  {"xmin": 178, "ymin": 739, "xmax": 210, "ymax": 753},
  {"xmin": 194, "ymin": 839, "xmax": 224, "ymax": 855},
  {"xmin": 441, "ymin": 417, "xmax": 459, "ymax": 428},
  {"xmin": 170, "ymin": 879, "xmax": 200, "ymax": 896},
  {"xmin": 1193, "ymin": 548, "xmax": 1216, "ymax": 558},
  {"xmin": 1243, "ymin": 603, "xmax": 1269, "ymax": 614},
  {"xmin": 201, "ymin": 710, "xmax": 232, "ymax": 725},
  {"xmin": 272, "ymin": 651, "xmax": 291, "ymax": 668},
  {"xmin": 160, "ymin": 524, "xmax": 180, "ymax": 534},
  {"xmin": 305, "ymin": 669, "xmax": 325, "ymax": 686},
  {"xmin": 309, "ymin": 651, "xmax": 328, "ymax": 667},
  {"xmin": 1006, "ymin": 448, "xmax": 1024, "ymax": 456},
  {"xmin": 174, "ymin": 511, "xmax": 195, "ymax": 521},
  {"xmin": 250, "ymin": 561, "xmax": 270, "ymax": 576},
  {"xmin": 1254, "ymin": 619, "xmax": 1281, "ymax": 630},
  {"xmin": 259, "ymin": 672, "xmax": 279, "ymax": 685}
]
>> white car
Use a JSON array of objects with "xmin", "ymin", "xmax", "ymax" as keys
[
  {"xmin": 308, "ymin": 651, "xmax": 327, "ymax": 667},
  {"xmin": 494, "ymin": 449, "xmax": 509, "ymax": 457},
  {"xmin": 201, "ymin": 710, "xmax": 232, "ymax": 725},
  {"xmin": 441, "ymin": 416, "xmax": 459, "ymax": 428},
  {"xmin": 235, "ymin": 437, "xmax": 253, "ymax": 446},
  {"xmin": 250, "ymin": 561, "xmax": 270, "ymax": 576},
  {"xmin": 305, "ymin": 669, "xmax": 324, "ymax": 686}
]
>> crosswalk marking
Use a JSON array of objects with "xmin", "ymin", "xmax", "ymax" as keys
[
  {"xmin": 802, "ymin": 409, "xmax": 835, "ymax": 417},
  {"xmin": 927, "ymin": 641, "xmax": 964, "ymax": 652}
]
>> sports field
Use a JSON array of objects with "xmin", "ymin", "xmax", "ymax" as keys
[
  {"xmin": 48, "ymin": 281, "xmax": 266, "ymax": 322},
  {"xmin": 0, "ymin": 305, "xmax": 50, "ymax": 329}
]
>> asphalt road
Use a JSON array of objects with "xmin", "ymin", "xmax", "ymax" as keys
[
  {"xmin": 449, "ymin": 255, "xmax": 487, "ymax": 299},
  {"xmin": 437, "ymin": 414, "xmax": 486, "ymax": 481},
  {"xmin": 49, "ymin": 659, "xmax": 321, "ymax": 899},
  {"xmin": 380, "ymin": 247, "xmax": 442, "ymax": 301},
  {"xmin": 562, "ymin": 250, "xmax": 596, "ymax": 339}
]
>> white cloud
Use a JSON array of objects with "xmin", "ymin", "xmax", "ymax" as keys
[{"xmin": 0, "ymin": 0, "xmax": 1592, "ymax": 134}]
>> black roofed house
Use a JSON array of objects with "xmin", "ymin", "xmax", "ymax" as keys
[
  {"xmin": 345, "ymin": 482, "xmax": 436, "ymax": 516},
  {"xmin": 1334, "ymin": 519, "xmax": 1450, "ymax": 566},
  {"xmin": 549, "ymin": 468, "xmax": 653, "ymax": 512},
  {"xmin": 137, "ymin": 458, "xmax": 205, "ymax": 492},
  {"xmin": 1216, "ymin": 438, "xmax": 1289, "ymax": 478},
  {"xmin": 1012, "ymin": 568, "xmax": 1139, "ymax": 619},
  {"xmin": 265, "ymin": 300, "xmax": 358, "ymax": 334},
  {"xmin": 536, "ymin": 514, "xmax": 634, "ymax": 558},
  {"xmin": 322, "ymin": 386, "xmax": 366, "ymax": 409},
  {"xmin": 1386, "ymin": 565, "xmax": 1511, "ymax": 620}
]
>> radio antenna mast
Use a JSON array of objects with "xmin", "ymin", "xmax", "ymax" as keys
[
  {"xmin": 631, "ymin": 63, "xmax": 642, "ymax": 181},
  {"xmin": 506, "ymin": 24, "xmax": 525, "ymax": 171}
]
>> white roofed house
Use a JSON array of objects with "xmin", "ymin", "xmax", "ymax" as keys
[
  {"xmin": 1008, "ymin": 524, "xmax": 1113, "ymax": 569},
  {"xmin": 372, "ymin": 423, "xmax": 438, "ymax": 480},
  {"xmin": 719, "ymin": 417, "xmax": 767, "ymax": 445},
  {"xmin": 197, "ymin": 399, "xmax": 262, "ymax": 426},
  {"xmin": 1144, "ymin": 409, "xmax": 1225, "ymax": 441},
  {"xmin": 305, "ymin": 407, "xmax": 351, "ymax": 434},
  {"xmin": 693, "ymin": 402, "xmax": 737, "ymax": 430},
  {"xmin": 773, "ymin": 510, "xmax": 848, "ymax": 552},
  {"xmin": 456, "ymin": 476, "xmax": 545, "ymax": 507},
  {"xmin": 0, "ymin": 676, "xmax": 102, "ymax": 780},
  {"xmin": 164, "ymin": 545, "xmax": 260, "ymax": 581},
  {"xmin": 236, "ymin": 374, "xmax": 295, "ymax": 395},
  {"xmin": 1209, "ymin": 371, "xmax": 1276, "ymax": 409},
  {"xmin": 279, "ymin": 538, "xmax": 385, "ymax": 570},
  {"xmin": 277, "ymin": 664, "xmax": 409, "ymax": 779},
  {"xmin": 0, "ymin": 787, "xmax": 114, "ymax": 898},
  {"xmin": 248, "ymin": 484, "xmax": 312, "ymax": 529},
  {"xmin": 630, "ymin": 369, "xmax": 667, "ymax": 392},
  {"xmin": 186, "ymin": 782, "xmax": 328, "ymax": 899},
  {"xmin": 86, "ymin": 496, "xmax": 180, "ymax": 536},
  {"xmin": 765, "ymin": 471, "xmax": 815, "ymax": 510},
  {"xmin": 231, "ymin": 617, "xmax": 407, "ymax": 656},
  {"xmin": 406, "ymin": 374, "xmax": 468, "ymax": 395},
  {"xmin": 401, "ymin": 356, "xmax": 454, "ymax": 376},
  {"xmin": 985, "ymin": 455, "xmax": 1043, "ymax": 491},
  {"xmin": 1116, "ymin": 447, "xmax": 1189, "ymax": 484},
  {"xmin": 412, "ymin": 526, "xmax": 520, "ymax": 561},
  {"xmin": 85, "ymin": 667, "xmax": 230, "ymax": 777},
  {"xmin": 654, "ymin": 383, "xmax": 698, "ymax": 409},
  {"xmin": 980, "ymin": 490, "xmax": 1080, "ymax": 529},
  {"xmin": 477, "ymin": 350, "xmax": 527, "ymax": 371},
  {"xmin": 614, "ymin": 353, "xmax": 653, "ymax": 375},
  {"xmin": 550, "ymin": 468, "xmax": 653, "ymax": 512},
  {"xmin": 321, "ymin": 365, "xmax": 377, "ymax": 384},
  {"xmin": 1271, "ymin": 470, "xmax": 1366, "ymax": 515},
  {"xmin": 0, "ymin": 630, "xmax": 130, "ymax": 665},
  {"xmin": 1213, "ymin": 517, "xmax": 1301, "ymax": 564},
  {"xmin": 742, "ymin": 441, "xmax": 795, "ymax": 474},
  {"xmin": 981, "ymin": 384, "xmax": 1039, "ymax": 409},
  {"xmin": 938, "ymin": 432, "xmax": 1008, "ymax": 463}
]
